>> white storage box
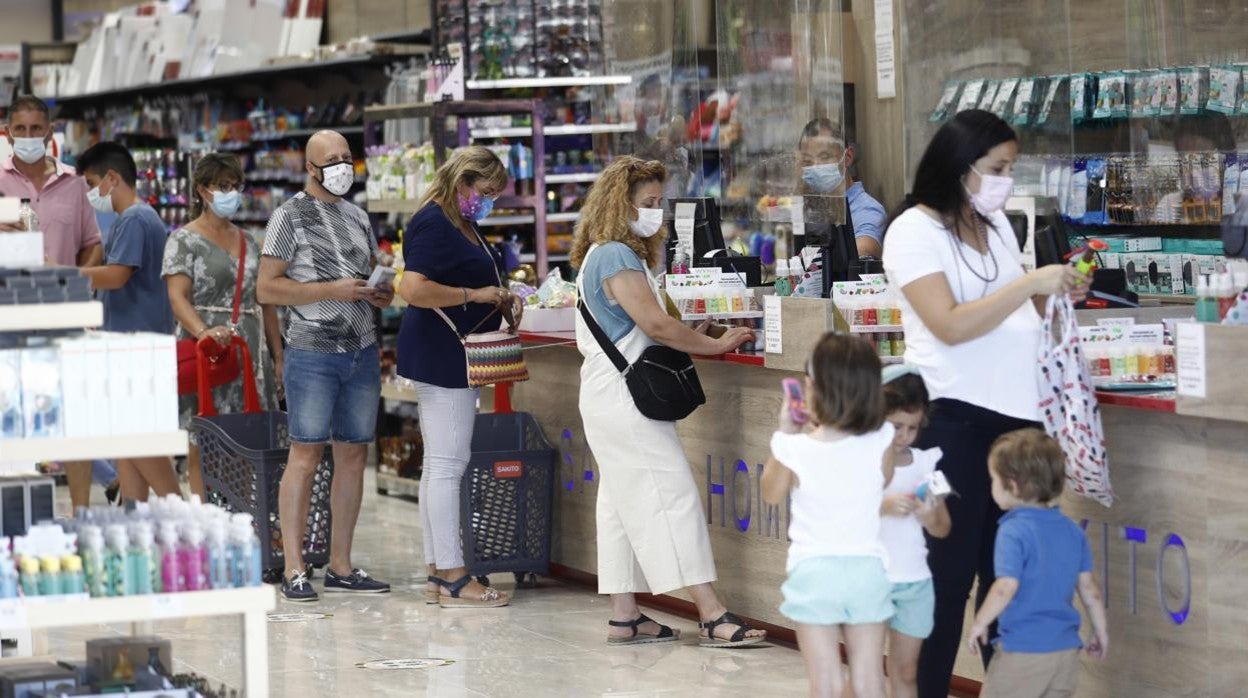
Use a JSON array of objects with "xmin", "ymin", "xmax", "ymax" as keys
[{"xmin": 518, "ymin": 307, "xmax": 575, "ymax": 333}]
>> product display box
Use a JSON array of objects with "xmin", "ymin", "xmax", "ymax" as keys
[
  {"xmin": 86, "ymin": 636, "xmax": 173, "ymax": 691},
  {"xmin": 0, "ymin": 661, "xmax": 77, "ymax": 698},
  {"xmin": 518, "ymin": 307, "xmax": 575, "ymax": 333}
]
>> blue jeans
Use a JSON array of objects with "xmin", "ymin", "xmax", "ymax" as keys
[{"xmin": 283, "ymin": 344, "xmax": 380, "ymax": 444}]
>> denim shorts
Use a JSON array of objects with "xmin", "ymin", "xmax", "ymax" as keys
[
  {"xmin": 780, "ymin": 555, "xmax": 893, "ymax": 626},
  {"xmin": 283, "ymin": 344, "xmax": 380, "ymax": 444},
  {"xmin": 890, "ymin": 578, "xmax": 935, "ymax": 638}
]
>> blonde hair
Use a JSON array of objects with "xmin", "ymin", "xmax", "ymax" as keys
[
  {"xmin": 420, "ymin": 146, "xmax": 509, "ymax": 230},
  {"xmin": 569, "ymin": 156, "xmax": 667, "ymax": 269}
]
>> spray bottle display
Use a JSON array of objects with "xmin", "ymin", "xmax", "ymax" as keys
[
  {"xmin": 60, "ymin": 555, "xmax": 85, "ymax": 595},
  {"xmin": 0, "ymin": 548, "xmax": 18, "ymax": 598},
  {"xmin": 207, "ymin": 520, "xmax": 231, "ymax": 591},
  {"xmin": 180, "ymin": 523, "xmax": 207, "ymax": 592},
  {"xmin": 104, "ymin": 525, "xmax": 134, "ymax": 597},
  {"xmin": 129, "ymin": 521, "xmax": 155, "ymax": 595},
  {"xmin": 79, "ymin": 526, "xmax": 107, "ymax": 597},
  {"xmin": 158, "ymin": 521, "xmax": 183, "ymax": 593}
]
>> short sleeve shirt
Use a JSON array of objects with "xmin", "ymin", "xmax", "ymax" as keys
[
  {"xmin": 578, "ymin": 242, "xmax": 646, "ymax": 342},
  {"xmin": 100, "ymin": 203, "xmax": 174, "ymax": 334},
  {"xmin": 994, "ymin": 506, "xmax": 1093, "ymax": 653},
  {"xmin": 0, "ymin": 157, "xmax": 101, "ymax": 266},
  {"xmin": 261, "ymin": 192, "xmax": 379, "ymax": 353},
  {"xmin": 847, "ymin": 182, "xmax": 887, "ymax": 245},
  {"xmin": 396, "ymin": 203, "xmax": 502, "ymax": 389},
  {"xmin": 882, "ymin": 207, "xmax": 1042, "ymax": 420}
]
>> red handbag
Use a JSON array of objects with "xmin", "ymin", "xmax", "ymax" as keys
[{"xmin": 176, "ymin": 231, "xmax": 246, "ymax": 395}]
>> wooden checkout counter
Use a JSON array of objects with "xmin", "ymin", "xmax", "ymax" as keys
[{"xmin": 506, "ymin": 301, "xmax": 1248, "ymax": 698}]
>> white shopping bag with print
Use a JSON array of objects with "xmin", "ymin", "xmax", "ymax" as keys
[{"xmin": 1037, "ymin": 295, "xmax": 1113, "ymax": 506}]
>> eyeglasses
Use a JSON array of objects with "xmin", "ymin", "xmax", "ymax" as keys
[{"xmin": 213, "ymin": 182, "xmax": 241, "ymax": 193}]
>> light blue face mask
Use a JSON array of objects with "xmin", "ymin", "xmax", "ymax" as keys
[
  {"xmin": 802, "ymin": 162, "xmax": 844, "ymax": 193},
  {"xmin": 208, "ymin": 190, "xmax": 242, "ymax": 218}
]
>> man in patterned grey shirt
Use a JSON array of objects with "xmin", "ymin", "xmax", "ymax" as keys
[{"xmin": 258, "ymin": 130, "xmax": 394, "ymax": 602}]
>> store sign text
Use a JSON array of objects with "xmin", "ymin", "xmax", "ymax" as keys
[{"xmin": 1081, "ymin": 518, "xmax": 1191, "ymax": 625}]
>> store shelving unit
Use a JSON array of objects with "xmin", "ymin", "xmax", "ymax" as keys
[
  {"xmin": 0, "ymin": 587, "xmax": 274, "ymax": 694},
  {"xmin": 0, "ymin": 432, "xmax": 189, "ymax": 467},
  {"xmin": 0, "ymin": 302, "xmax": 102, "ymax": 332}
]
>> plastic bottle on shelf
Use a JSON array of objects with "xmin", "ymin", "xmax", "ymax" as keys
[
  {"xmin": 672, "ymin": 249, "xmax": 691, "ymax": 275},
  {"xmin": 1195, "ymin": 274, "xmax": 1219, "ymax": 322},
  {"xmin": 229, "ymin": 514, "xmax": 262, "ymax": 588},
  {"xmin": 1109, "ymin": 347, "xmax": 1127, "ymax": 377},
  {"xmin": 158, "ymin": 521, "xmax": 183, "ymax": 593},
  {"xmin": 877, "ymin": 333, "xmax": 892, "ymax": 357},
  {"xmin": 37, "ymin": 556, "xmax": 60, "ymax": 596},
  {"xmin": 877, "ymin": 300, "xmax": 894, "ymax": 326},
  {"xmin": 129, "ymin": 522, "xmax": 155, "ymax": 595},
  {"xmin": 731, "ymin": 290, "xmax": 746, "ymax": 313},
  {"xmin": 0, "ymin": 549, "xmax": 17, "ymax": 599},
  {"xmin": 891, "ymin": 332, "xmax": 906, "ymax": 356},
  {"xmin": 207, "ymin": 520, "xmax": 230, "ymax": 590},
  {"xmin": 19, "ymin": 557, "xmax": 39, "ymax": 597},
  {"xmin": 18, "ymin": 198, "xmax": 38, "ymax": 232},
  {"xmin": 60, "ymin": 555, "xmax": 85, "ymax": 595},
  {"xmin": 180, "ymin": 523, "xmax": 207, "ymax": 592},
  {"xmin": 1123, "ymin": 347, "xmax": 1140, "ymax": 376},
  {"xmin": 79, "ymin": 525, "xmax": 106, "ymax": 597},
  {"xmin": 1085, "ymin": 347, "xmax": 1103, "ymax": 378},
  {"xmin": 104, "ymin": 524, "xmax": 133, "ymax": 597},
  {"xmin": 775, "ymin": 260, "xmax": 792, "ymax": 297},
  {"xmin": 863, "ymin": 298, "xmax": 878, "ymax": 326},
  {"xmin": 1162, "ymin": 345, "xmax": 1176, "ymax": 375}
]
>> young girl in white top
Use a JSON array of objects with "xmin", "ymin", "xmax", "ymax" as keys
[
  {"xmin": 879, "ymin": 367, "xmax": 951, "ymax": 698},
  {"xmin": 763, "ymin": 332, "xmax": 896, "ymax": 698}
]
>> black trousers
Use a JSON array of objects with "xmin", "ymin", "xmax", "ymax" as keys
[{"xmin": 915, "ymin": 399, "xmax": 1041, "ymax": 698}]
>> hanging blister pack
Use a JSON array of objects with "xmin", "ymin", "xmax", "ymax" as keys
[{"xmin": 930, "ymin": 81, "xmax": 963, "ymax": 122}]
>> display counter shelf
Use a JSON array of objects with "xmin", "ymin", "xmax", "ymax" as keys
[
  {"xmin": 466, "ymin": 75, "xmax": 632, "ymax": 89},
  {"xmin": 848, "ymin": 324, "xmax": 903, "ymax": 333},
  {"xmin": 0, "ymin": 302, "xmax": 102, "ymax": 332},
  {"xmin": 0, "ymin": 431, "xmax": 189, "ymax": 466},
  {"xmin": 0, "ymin": 587, "xmax": 273, "ymax": 695}
]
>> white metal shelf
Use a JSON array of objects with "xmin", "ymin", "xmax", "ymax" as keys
[
  {"xmin": 545, "ymin": 172, "xmax": 601, "ymax": 184},
  {"xmin": 466, "ymin": 75, "xmax": 632, "ymax": 89},
  {"xmin": 0, "ymin": 301, "xmax": 102, "ymax": 332},
  {"xmin": 0, "ymin": 431, "xmax": 189, "ymax": 465},
  {"xmin": 0, "ymin": 586, "xmax": 274, "ymax": 696},
  {"xmin": 478, "ymin": 215, "xmax": 536, "ymax": 227},
  {"xmin": 680, "ymin": 310, "xmax": 765, "ymax": 322},
  {"xmin": 470, "ymin": 122, "xmax": 635, "ymax": 139},
  {"xmin": 520, "ymin": 253, "xmax": 571, "ymax": 264},
  {"xmin": 547, "ymin": 212, "xmax": 580, "ymax": 223}
]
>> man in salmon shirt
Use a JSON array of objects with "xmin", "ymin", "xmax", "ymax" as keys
[
  {"xmin": 0, "ymin": 95, "xmax": 102, "ymax": 267},
  {"xmin": 1, "ymin": 94, "xmax": 104, "ymax": 510}
]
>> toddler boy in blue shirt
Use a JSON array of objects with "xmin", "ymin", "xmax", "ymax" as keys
[{"xmin": 968, "ymin": 429, "xmax": 1109, "ymax": 698}]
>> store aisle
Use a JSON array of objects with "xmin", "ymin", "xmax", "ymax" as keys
[{"xmin": 47, "ymin": 470, "xmax": 811, "ymax": 697}]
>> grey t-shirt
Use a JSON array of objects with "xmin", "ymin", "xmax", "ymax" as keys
[{"xmin": 261, "ymin": 192, "xmax": 379, "ymax": 353}]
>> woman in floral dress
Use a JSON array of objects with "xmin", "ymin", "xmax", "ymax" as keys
[{"xmin": 163, "ymin": 153, "xmax": 283, "ymax": 497}]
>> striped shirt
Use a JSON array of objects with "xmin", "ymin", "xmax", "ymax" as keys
[{"xmin": 261, "ymin": 192, "xmax": 379, "ymax": 353}]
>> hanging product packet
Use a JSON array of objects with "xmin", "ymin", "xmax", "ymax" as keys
[
  {"xmin": 1070, "ymin": 73, "xmax": 1092, "ymax": 122},
  {"xmin": 1130, "ymin": 70, "xmax": 1156, "ymax": 118},
  {"xmin": 1153, "ymin": 69, "xmax": 1178, "ymax": 116},
  {"xmin": 957, "ymin": 79, "xmax": 985, "ymax": 113},
  {"xmin": 992, "ymin": 78, "xmax": 1019, "ymax": 119},
  {"xmin": 1012, "ymin": 77, "xmax": 1039, "ymax": 126},
  {"xmin": 1178, "ymin": 67, "xmax": 1207, "ymax": 115},
  {"xmin": 977, "ymin": 80, "xmax": 1001, "ymax": 111},
  {"xmin": 1207, "ymin": 65, "xmax": 1242, "ymax": 114},
  {"xmin": 1036, "ymin": 75, "xmax": 1065, "ymax": 125},
  {"xmin": 1094, "ymin": 72, "xmax": 1126, "ymax": 119},
  {"xmin": 930, "ymin": 81, "xmax": 962, "ymax": 122}
]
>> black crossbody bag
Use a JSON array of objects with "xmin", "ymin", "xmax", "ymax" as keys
[{"xmin": 577, "ymin": 299, "xmax": 706, "ymax": 421}]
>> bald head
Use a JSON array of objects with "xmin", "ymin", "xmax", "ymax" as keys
[{"xmin": 304, "ymin": 130, "xmax": 353, "ymax": 200}]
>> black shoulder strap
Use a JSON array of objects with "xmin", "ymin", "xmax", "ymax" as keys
[{"xmin": 577, "ymin": 299, "xmax": 630, "ymax": 374}]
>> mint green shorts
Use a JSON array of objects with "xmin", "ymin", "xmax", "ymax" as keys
[
  {"xmin": 889, "ymin": 579, "xmax": 935, "ymax": 638},
  {"xmin": 781, "ymin": 556, "xmax": 893, "ymax": 626}
]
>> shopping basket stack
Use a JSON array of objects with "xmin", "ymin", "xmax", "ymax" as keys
[{"xmin": 188, "ymin": 337, "xmax": 333, "ymax": 583}]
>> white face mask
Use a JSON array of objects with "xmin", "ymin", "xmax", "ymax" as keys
[
  {"xmin": 87, "ymin": 179, "xmax": 114, "ymax": 214},
  {"xmin": 316, "ymin": 162, "xmax": 354, "ymax": 197},
  {"xmin": 966, "ymin": 166, "xmax": 1014, "ymax": 215},
  {"xmin": 629, "ymin": 206, "xmax": 665, "ymax": 238},
  {"xmin": 12, "ymin": 137, "xmax": 47, "ymax": 165}
]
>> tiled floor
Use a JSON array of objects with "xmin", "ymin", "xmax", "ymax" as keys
[{"xmin": 44, "ymin": 469, "xmax": 813, "ymax": 697}]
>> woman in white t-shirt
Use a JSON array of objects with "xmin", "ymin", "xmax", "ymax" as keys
[{"xmin": 881, "ymin": 109, "xmax": 1089, "ymax": 697}]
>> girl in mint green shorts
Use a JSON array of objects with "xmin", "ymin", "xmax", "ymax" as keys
[
  {"xmin": 762, "ymin": 333, "xmax": 897, "ymax": 698},
  {"xmin": 879, "ymin": 368, "xmax": 952, "ymax": 698}
]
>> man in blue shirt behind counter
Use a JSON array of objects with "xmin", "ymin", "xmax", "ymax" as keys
[
  {"xmin": 797, "ymin": 118, "xmax": 887, "ymax": 258},
  {"xmin": 77, "ymin": 141, "xmax": 180, "ymax": 504}
]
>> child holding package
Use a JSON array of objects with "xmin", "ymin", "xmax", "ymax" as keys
[
  {"xmin": 762, "ymin": 333, "xmax": 895, "ymax": 698},
  {"xmin": 967, "ymin": 429, "xmax": 1109, "ymax": 698},
  {"xmin": 879, "ymin": 367, "xmax": 951, "ymax": 698}
]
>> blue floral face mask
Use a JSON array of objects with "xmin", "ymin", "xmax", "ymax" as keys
[{"xmin": 458, "ymin": 190, "xmax": 495, "ymax": 221}]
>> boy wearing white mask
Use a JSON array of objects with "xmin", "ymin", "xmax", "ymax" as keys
[
  {"xmin": 0, "ymin": 95, "xmax": 102, "ymax": 266},
  {"xmin": 77, "ymin": 141, "xmax": 180, "ymax": 504},
  {"xmin": 796, "ymin": 118, "xmax": 886, "ymax": 258}
]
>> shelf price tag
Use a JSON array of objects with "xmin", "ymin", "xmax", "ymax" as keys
[
  {"xmin": 1175, "ymin": 323, "xmax": 1207, "ymax": 398},
  {"xmin": 150, "ymin": 593, "xmax": 186, "ymax": 619},
  {"xmin": 764, "ymin": 295, "xmax": 783, "ymax": 354}
]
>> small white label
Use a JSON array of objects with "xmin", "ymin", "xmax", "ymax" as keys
[
  {"xmin": 356, "ymin": 658, "xmax": 453, "ymax": 671},
  {"xmin": 790, "ymin": 196, "xmax": 805, "ymax": 239},
  {"xmin": 1176, "ymin": 323, "xmax": 1207, "ymax": 398},
  {"xmin": 268, "ymin": 612, "xmax": 329, "ymax": 623},
  {"xmin": 1097, "ymin": 317, "xmax": 1135, "ymax": 328},
  {"xmin": 0, "ymin": 599, "xmax": 27, "ymax": 629},
  {"xmin": 764, "ymin": 295, "xmax": 783, "ymax": 354},
  {"xmin": 674, "ymin": 202, "xmax": 696, "ymax": 260},
  {"xmin": 150, "ymin": 593, "xmax": 185, "ymax": 619}
]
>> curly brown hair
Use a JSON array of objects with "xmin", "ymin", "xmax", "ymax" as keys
[
  {"xmin": 569, "ymin": 156, "xmax": 668, "ymax": 269},
  {"xmin": 988, "ymin": 428, "xmax": 1066, "ymax": 504}
]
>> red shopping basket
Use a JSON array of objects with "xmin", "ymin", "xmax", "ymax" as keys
[{"xmin": 189, "ymin": 337, "xmax": 334, "ymax": 581}]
